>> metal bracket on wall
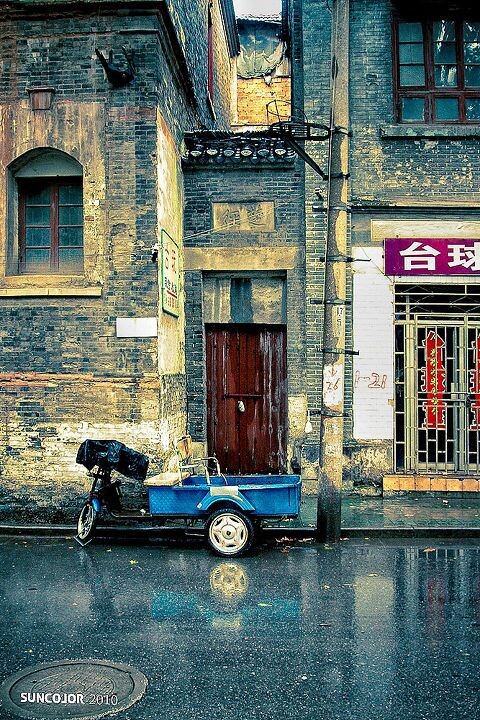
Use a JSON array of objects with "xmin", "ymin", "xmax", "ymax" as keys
[
  {"xmin": 308, "ymin": 298, "xmax": 351, "ymax": 305},
  {"xmin": 333, "ymin": 125, "xmax": 353, "ymax": 137},
  {"xmin": 308, "ymin": 408, "xmax": 351, "ymax": 418},
  {"xmin": 328, "ymin": 204, "xmax": 351, "ymax": 212},
  {"xmin": 326, "ymin": 255, "xmax": 371, "ymax": 263},
  {"xmin": 317, "ymin": 348, "xmax": 360, "ymax": 355},
  {"xmin": 325, "ymin": 299, "xmax": 352, "ymax": 305}
]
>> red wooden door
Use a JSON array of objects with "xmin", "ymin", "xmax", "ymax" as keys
[{"xmin": 206, "ymin": 325, "xmax": 287, "ymax": 474}]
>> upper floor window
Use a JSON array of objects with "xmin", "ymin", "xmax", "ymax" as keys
[
  {"xmin": 394, "ymin": 18, "xmax": 480, "ymax": 123},
  {"xmin": 7, "ymin": 148, "xmax": 84, "ymax": 276},
  {"xmin": 18, "ymin": 178, "xmax": 83, "ymax": 274}
]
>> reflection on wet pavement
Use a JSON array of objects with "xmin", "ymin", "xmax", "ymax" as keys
[
  {"xmin": 152, "ymin": 562, "xmax": 300, "ymax": 629},
  {"xmin": 0, "ymin": 538, "xmax": 479, "ymax": 720}
]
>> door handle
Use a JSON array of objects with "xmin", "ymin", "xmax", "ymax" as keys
[
  {"xmin": 225, "ymin": 394, "xmax": 262, "ymax": 398},
  {"xmin": 237, "ymin": 400, "xmax": 245, "ymax": 413}
]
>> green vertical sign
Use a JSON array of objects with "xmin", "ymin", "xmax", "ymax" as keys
[{"xmin": 161, "ymin": 229, "xmax": 179, "ymax": 317}]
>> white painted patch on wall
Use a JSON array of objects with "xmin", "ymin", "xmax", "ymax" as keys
[
  {"xmin": 323, "ymin": 364, "xmax": 344, "ymax": 407},
  {"xmin": 352, "ymin": 247, "xmax": 394, "ymax": 440},
  {"xmin": 116, "ymin": 317, "xmax": 158, "ymax": 338},
  {"xmin": 159, "ymin": 419, "xmax": 171, "ymax": 452}
]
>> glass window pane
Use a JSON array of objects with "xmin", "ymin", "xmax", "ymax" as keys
[
  {"xmin": 435, "ymin": 97, "xmax": 459, "ymax": 120},
  {"xmin": 464, "ymin": 22, "xmax": 480, "ymax": 43},
  {"xmin": 434, "ymin": 65, "xmax": 458, "ymax": 86},
  {"xmin": 400, "ymin": 65, "xmax": 426, "ymax": 86},
  {"xmin": 465, "ymin": 65, "xmax": 480, "ymax": 86},
  {"xmin": 26, "ymin": 227, "xmax": 50, "ymax": 247},
  {"xmin": 59, "ymin": 206, "xmax": 83, "ymax": 225},
  {"xmin": 26, "ymin": 206, "xmax": 50, "ymax": 226},
  {"xmin": 25, "ymin": 187, "xmax": 50, "ymax": 205},
  {"xmin": 466, "ymin": 98, "xmax": 480, "ymax": 120},
  {"xmin": 25, "ymin": 249, "xmax": 50, "ymax": 272},
  {"xmin": 401, "ymin": 97, "xmax": 425, "ymax": 121},
  {"xmin": 433, "ymin": 20, "xmax": 455, "ymax": 43},
  {"xmin": 464, "ymin": 42, "xmax": 480, "ymax": 64},
  {"xmin": 58, "ymin": 247, "xmax": 83, "ymax": 272},
  {"xmin": 59, "ymin": 185, "xmax": 82, "ymax": 204},
  {"xmin": 399, "ymin": 22, "xmax": 423, "ymax": 42},
  {"xmin": 59, "ymin": 227, "xmax": 83, "ymax": 247},
  {"xmin": 399, "ymin": 43, "xmax": 424, "ymax": 63},
  {"xmin": 434, "ymin": 42, "xmax": 456, "ymax": 63}
]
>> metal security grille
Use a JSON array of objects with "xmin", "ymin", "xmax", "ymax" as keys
[{"xmin": 395, "ymin": 284, "xmax": 480, "ymax": 474}]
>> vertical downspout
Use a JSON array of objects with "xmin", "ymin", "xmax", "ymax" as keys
[{"xmin": 316, "ymin": 0, "xmax": 350, "ymax": 542}]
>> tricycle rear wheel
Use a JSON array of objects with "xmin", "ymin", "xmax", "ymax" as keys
[
  {"xmin": 206, "ymin": 508, "xmax": 254, "ymax": 557},
  {"xmin": 76, "ymin": 502, "xmax": 97, "ymax": 544}
]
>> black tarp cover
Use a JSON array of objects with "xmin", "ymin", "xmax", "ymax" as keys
[{"xmin": 76, "ymin": 439, "xmax": 149, "ymax": 480}]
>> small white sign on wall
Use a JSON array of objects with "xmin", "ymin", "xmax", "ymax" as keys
[{"xmin": 116, "ymin": 317, "xmax": 158, "ymax": 338}]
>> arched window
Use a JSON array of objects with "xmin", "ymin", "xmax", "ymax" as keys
[{"xmin": 8, "ymin": 149, "xmax": 84, "ymax": 275}]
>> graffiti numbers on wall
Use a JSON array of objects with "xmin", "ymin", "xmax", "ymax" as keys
[{"xmin": 354, "ymin": 371, "xmax": 388, "ymax": 389}]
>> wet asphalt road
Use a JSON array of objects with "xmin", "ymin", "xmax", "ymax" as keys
[{"xmin": 1, "ymin": 535, "xmax": 480, "ymax": 720}]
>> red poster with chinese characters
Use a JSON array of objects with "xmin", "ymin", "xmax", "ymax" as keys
[
  {"xmin": 420, "ymin": 331, "xmax": 446, "ymax": 429},
  {"xmin": 469, "ymin": 335, "xmax": 480, "ymax": 430}
]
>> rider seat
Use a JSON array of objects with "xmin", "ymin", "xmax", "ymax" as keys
[
  {"xmin": 144, "ymin": 435, "xmax": 222, "ymax": 487},
  {"xmin": 174, "ymin": 435, "xmax": 221, "ymax": 484}
]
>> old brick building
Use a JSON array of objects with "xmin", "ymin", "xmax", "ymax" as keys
[
  {"xmin": 296, "ymin": 0, "xmax": 480, "ymax": 497},
  {"xmin": 0, "ymin": 0, "xmax": 238, "ymax": 520},
  {"xmin": 3, "ymin": 0, "xmax": 480, "ymax": 524},
  {"xmin": 183, "ymin": 0, "xmax": 480, "ymax": 505}
]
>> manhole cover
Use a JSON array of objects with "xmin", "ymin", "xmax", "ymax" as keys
[{"xmin": 0, "ymin": 660, "xmax": 147, "ymax": 719}]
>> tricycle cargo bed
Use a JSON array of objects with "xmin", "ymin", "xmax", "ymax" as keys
[{"xmin": 146, "ymin": 474, "xmax": 301, "ymax": 518}]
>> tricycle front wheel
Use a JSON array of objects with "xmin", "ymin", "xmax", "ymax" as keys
[
  {"xmin": 76, "ymin": 502, "xmax": 97, "ymax": 544},
  {"xmin": 206, "ymin": 508, "xmax": 254, "ymax": 557}
]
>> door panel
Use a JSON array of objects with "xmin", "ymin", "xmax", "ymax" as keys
[{"xmin": 206, "ymin": 325, "xmax": 287, "ymax": 474}]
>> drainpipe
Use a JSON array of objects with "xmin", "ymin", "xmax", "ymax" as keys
[{"xmin": 316, "ymin": 0, "xmax": 350, "ymax": 543}]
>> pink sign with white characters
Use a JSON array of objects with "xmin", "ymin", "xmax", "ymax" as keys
[{"xmin": 384, "ymin": 238, "xmax": 480, "ymax": 275}]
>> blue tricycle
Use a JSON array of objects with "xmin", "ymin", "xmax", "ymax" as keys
[{"xmin": 75, "ymin": 437, "xmax": 301, "ymax": 557}]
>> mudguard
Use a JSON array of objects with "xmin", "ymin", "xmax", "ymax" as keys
[
  {"xmin": 196, "ymin": 486, "xmax": 255, "ymax": 513},
  {"xmin": 91, "ymin": 497, "xmax": 102, "ymax": 513}
]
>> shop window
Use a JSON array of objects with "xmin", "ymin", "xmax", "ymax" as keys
[
  {"xmin": 7, "ymin": 148, "xmax": 84, "ymax": 275},
  {"xmin": 394, "ymin": 18, "xmax": 480, "ymax": 123}
]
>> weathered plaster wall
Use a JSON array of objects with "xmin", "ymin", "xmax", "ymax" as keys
[{"xmin": 236, "ymin": 77, "xmax": 291, "ymax": 126}]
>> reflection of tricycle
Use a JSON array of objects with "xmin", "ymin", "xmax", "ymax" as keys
[{"xmin": 75, "ymin": 437, "xmax": 301, "ymax": 557}]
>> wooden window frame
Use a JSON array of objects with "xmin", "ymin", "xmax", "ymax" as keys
[
  {"xmin": 393, "ymin": 16, "xmax": 480, "ymax": 123},
  {"xmin": 18, "ymin": 177, "xmax": 83, "ymax": 275}
]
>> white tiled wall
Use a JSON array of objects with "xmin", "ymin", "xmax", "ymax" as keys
[{"xmin": 352, "ymin": 247, "xmax": 394, "ymax": 440}]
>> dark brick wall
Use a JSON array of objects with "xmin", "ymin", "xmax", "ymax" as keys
[
  {"xmin": 0, "ymin": 2, "xmax": 233, "ymax": 134},
  {"xmin": 290, "ymin": 0, "xmax": 333, "ymax": 474},
  {"xmin": 183, "ymin": 271, "xmax": 206, "ymax": 441},
  {"xmin": 0, "ymin": 0, "xmax": 236, "ymax": 519},
  {"xmin": 184, "ymin": 164, "xmax": 305, "ymax": 249},
  {"xmin": 350, "ymin": 0, "xmax": 480, "ymax": 203},
  {"xmin": 183, "ymin": 160, "xmax": 307, "ymax": 470},
  {"xmin": 294, "ymin": 0, "xmax": 480, "ymax": 487}
]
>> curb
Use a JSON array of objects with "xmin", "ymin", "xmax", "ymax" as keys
[{"xmin": 1, "ymin": 524, "xmax": 480, "ymax": 540}]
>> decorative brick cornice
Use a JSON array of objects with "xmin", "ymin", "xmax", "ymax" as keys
[{"xmin": 183, "ymin": 130, "xmax": 296, "ymax": 167}]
